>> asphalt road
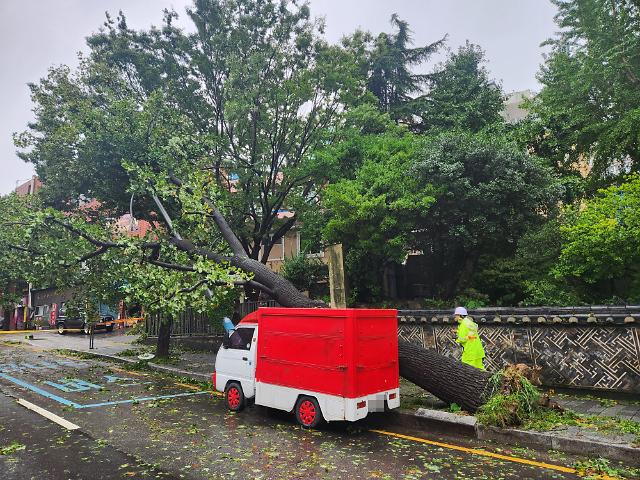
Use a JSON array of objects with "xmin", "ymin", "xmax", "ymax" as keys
[{"xmin": 0, "ymin": 340, "xmax": 589, "ymax": 480}]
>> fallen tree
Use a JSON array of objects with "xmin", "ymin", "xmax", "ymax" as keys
[
  {"xmin": 2, "ymin": 175, "xmax": 494, "ymax": 411},
  {"xmin": 151, "ymin": 175, "xmax": 494, "ymax": 412}
]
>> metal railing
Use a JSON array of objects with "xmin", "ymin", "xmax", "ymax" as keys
[
  {"xmin": 145, "ymin": 301, "xmax": 279, "ymax": 337},
  {"xmin": 146, "ymin": 310, "xmax": 219, "ymax": 337}
]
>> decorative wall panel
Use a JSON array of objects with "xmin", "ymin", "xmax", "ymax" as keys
[{"xmin": 398, "ymin": 310, "xmax": 640, "ymax": 394}]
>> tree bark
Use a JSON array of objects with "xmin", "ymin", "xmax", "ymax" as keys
[
  {"xmin": 156, "ymin": 315, "xmax": 173, "ymax": 358},
  {"xmin": 398, "ymin": 340, "xmax": 492, "ymax": 412}
]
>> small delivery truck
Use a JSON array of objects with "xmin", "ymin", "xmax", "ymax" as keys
[{"xmin": 213, "ymin": 307, "xmax": 400, "ymax": 427}]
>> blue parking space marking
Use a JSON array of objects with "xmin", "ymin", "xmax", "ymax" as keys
[
  {"xmin": 76, "ymin": 391, "xmax": 209, "ymax": 409},
  {"xmin": 0, "ymin": 372, "xmax": 209, "ymax": 409},
  {"xmin": 0, "ymin": 373, "xmax": 82, "ymax": 408}
]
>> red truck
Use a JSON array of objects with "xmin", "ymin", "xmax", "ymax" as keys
[{"xmin": 213, "ymin": 307, "xmax": 400, "ymax": 427}]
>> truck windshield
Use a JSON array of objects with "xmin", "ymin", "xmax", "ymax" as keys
[{"xmin": 228, "ymin": 328, "xmax": 255, "ymax": 350}]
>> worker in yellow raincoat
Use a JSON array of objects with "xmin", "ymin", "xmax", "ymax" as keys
[{"xmin": 454, "ymin": 307, "xmax": 485, "ymax": 370}]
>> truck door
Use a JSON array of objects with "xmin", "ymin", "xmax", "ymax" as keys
[{"xmin": 219, "ymin": 327, "xmax": 257, "ymax": 397}]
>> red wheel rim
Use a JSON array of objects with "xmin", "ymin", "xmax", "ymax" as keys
[
  {"xmin": 299, "ymin": 400, "xmax": 316, "ymax": 426},
  {"xmin": 227, "ymin": 387, "xmax": 241, "ymax": 409}
]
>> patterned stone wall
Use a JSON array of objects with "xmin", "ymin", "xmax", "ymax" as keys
[{"xmin": 398, "ymin": 309, "xmax": 640, "ymax": 394}]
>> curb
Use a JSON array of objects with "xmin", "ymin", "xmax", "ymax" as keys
[
  {"xmin": 386, "ymin": 408, "xmax": 478, "ymax": 437},
  {"xmin": 62, "ymin": 350, "xmax": 139, "ymax": 365},
  {"xmin": 398, "ymin": 408, "xmax": 639, "ymax": 466},
  {"xmin": 61, "ymin": 349, "xmax": 211, "ymax": 383}
]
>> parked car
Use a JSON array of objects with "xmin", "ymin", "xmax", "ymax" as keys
[
  {"xmin": 56, "ymin": 314, "xmax": 115, "ymax": 335},
  {"xmin": 213, "ymin": 307, "xmax": 400, "ymax": 427}
]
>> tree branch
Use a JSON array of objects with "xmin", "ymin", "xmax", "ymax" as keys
[
  {"xmin": 168, "ymin": 174, "xmax": 247, "ymax": 257},
  {"xmin": 45, "ymin": 217, "xmax": 119, "ymax": 248}
]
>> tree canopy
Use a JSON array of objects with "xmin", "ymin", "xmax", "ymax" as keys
[
  {"xmin": 410, "ymin": 131, "xmax": 562, "ymax": 298},
  {"xmin": 321, "ymin": 109, "xmax": 433, "ymax": 301},
  {"xmin": 358, "ymin": 14, "xmax": 444, "ymax": 122},
  {"xmin": 555, "ymin": 174, "xmax": 640, "ymax": 303},
  {"xmin": 525, "ymin": 0, "xmax": 640, "ymax": 188},
  {"xmin": 10, "ymin": 0, "xmax": 640, "ymax": 310},
  {"xmin": 417, "ymin": 42, "xmax": 504, "ymax": 133},
  {"xmin": 16, "ymin": 0, "xmax": 364, "ymax": 265}
]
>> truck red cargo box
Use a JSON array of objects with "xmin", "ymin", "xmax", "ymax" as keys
[{"xmin": 249, "ymin": 307, "xmax": 399, "ymax": 399}]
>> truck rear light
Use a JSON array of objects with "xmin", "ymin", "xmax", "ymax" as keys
[
  {"xmin": 388, "ymin": 393, "xmax": 396, "ymax": 400},
  {"xmin": 357, "ymin": 400, "xmax": 367, "ymax": 409}
]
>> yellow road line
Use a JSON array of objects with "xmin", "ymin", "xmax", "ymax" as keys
[
  {"xmin": 108, "ymin": 366, "xmax": 148, "ymax": 377},
  {"xmin": 174, "ymin": 382, "xmax": 203, "ymax": 391},
  {"xmin": 370, "ymin": 429, "xmax": 579, "ymax": 475},
  {"xmin": 0, "ymin": 329, "xmax": 84, "ymax": 334}
]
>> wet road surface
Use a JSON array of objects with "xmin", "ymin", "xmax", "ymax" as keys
[{"xmin": 0, "ymin": 342, "xmax": 592, "ymax": 479}]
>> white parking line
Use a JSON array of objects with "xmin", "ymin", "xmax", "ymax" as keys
[{"xmin": 16, "ymin": 398, "xmax": 80, "ymax": 430}]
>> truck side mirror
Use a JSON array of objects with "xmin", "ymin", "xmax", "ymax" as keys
[{"xmin": 222, "ymin": 331, "xmax": 231, "ymax": 349}]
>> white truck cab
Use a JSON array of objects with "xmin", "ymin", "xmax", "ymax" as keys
[{"xmin": 214, "ymin": 323, "xmax": 258, "ymax": 403}]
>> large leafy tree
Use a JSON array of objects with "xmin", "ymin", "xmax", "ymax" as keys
[
  {"xmin": 343, "ymin": 15, "xmax": 444, "ymax": 123},
  {"xmin": 411, "ymin": 131, "xmax": 561, "ymax": 299},
  {"xmin": 0, "ymin": 194, "xmax": 39, "ymax": 314},
  {"xmin": 0, "ymin": 182, "xmax": 253, "ymax": 356},
  {"xmin": 16, "ymin": 0, "xmax": 363, "ymax": 265},
  {"xmin": 321, "ymin": 109, "xmax": 434, "ymax": 301},
  {"xmin": 417, "ymin": 42, "xmax": 504, "ymax": 133},
  {"xmin": 474, "ymin": 218, "xmax": 580, "ymax": 306},
  {"xmin": 555, "ymin": 174, "xmax": 640, "ymax": 303},
  {"xmin": 525, "ymin": 0, "xmax": 640, "ymax": 188}
]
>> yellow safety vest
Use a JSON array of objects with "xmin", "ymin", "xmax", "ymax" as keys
[{"xmin": 456, "ymin": 316, "xmax": 485, "ymax": 362}]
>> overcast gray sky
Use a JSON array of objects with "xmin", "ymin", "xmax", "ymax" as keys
[{"xmin": 0, "ymin": 0, "xmax": 558, "ymax": 195}]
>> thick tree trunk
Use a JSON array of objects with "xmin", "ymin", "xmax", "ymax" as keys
[
  {"xmin": 231, "ymin": 256, "xmax": 323, "ymax": 307},
  {"xmin": 156, "ymin": 315, "xmax": 173, "ymax": 358},
  {"xmin": 398, "ymin": 340, "xmax": 492, "ymax": 412}
]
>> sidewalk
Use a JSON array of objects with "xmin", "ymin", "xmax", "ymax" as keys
[
  {"xmin": 554, "ymin": 395, "xmax": 640, "ymax": 421},
  {"xmin": 1, "ymin": 330, "xmax": 216, "ymax": 381},
  {"xmin": 0, "ymin": 328, "xmax": 137, "ymax": 357}
]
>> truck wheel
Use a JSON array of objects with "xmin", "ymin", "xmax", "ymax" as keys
[
  {"xmin": 295, "ymin": 396, "xmax": 322, "ymax": 428},
  {"xmin": 225, "ymin": 382, "xmax": 245, "ymax": 412},
  {"xmin": 57, "ymin": 323, "xmax": 66, "ymax": 335}
]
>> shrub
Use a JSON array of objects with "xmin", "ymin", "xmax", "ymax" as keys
[
  {"xmin": 477, "ymin": 367, "xmax": 540, "ymax": 428},
  {"xmin": 280, "ymin": 253, "xmax": 327, "ymax": 293}
]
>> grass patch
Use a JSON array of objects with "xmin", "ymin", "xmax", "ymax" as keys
[
  {"xmin": 399, "ymin": 378, "xmax": 438, "ymax": 410},
  {"xmin": 118, "ymin": 345, "xmax": 153, "ymax": 357},
  {"xmin": 523, "ymin": 408, "xmax": 640, "ymax": 445},
  {"xmin": 478, "ymin": 372, "xmax": 640, "ymax": 445},
  {"xmin": 53, "ymin": 349, "xmax": 95, "ymax": 360}
]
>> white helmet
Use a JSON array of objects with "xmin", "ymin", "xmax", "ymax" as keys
[{"xmin": 454, "ymin": 306, "xmax": 467, "ymax": 316}]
